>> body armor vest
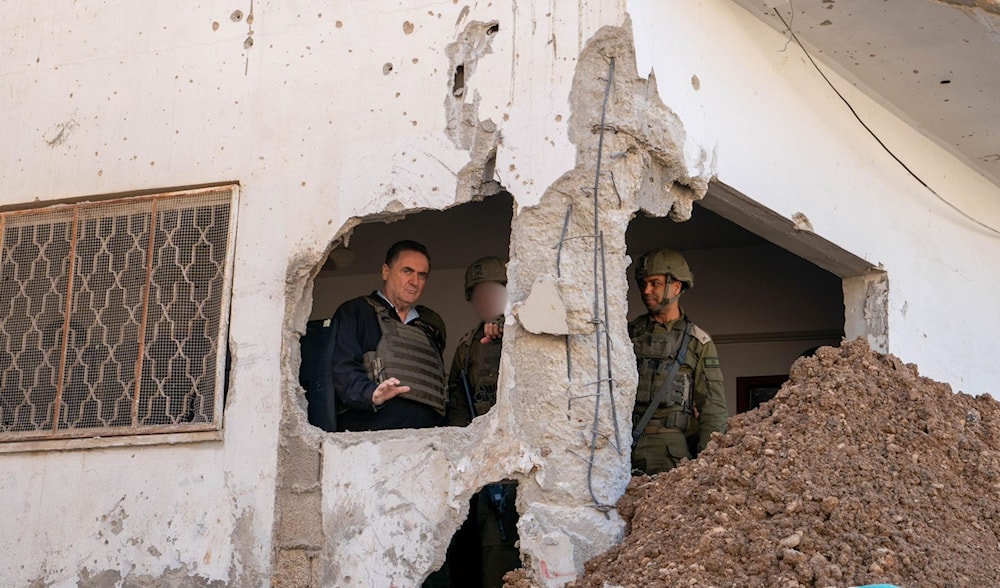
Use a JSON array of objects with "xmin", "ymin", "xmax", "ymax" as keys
[
  {"xmin": 464, "ymin": 326, "xmax": 502, "ymax": 416},
  {"xmin": 632, "ymin": 319, "xmax": 693, "ymax": 415},
  {"xmin": 364, "ymin": 298, "xmax": 447, "ymax": 415}
]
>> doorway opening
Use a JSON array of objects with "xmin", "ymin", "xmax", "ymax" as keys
[{"xmin": 626, "ymin": 181, "xmax": 884, "ymax": 415}]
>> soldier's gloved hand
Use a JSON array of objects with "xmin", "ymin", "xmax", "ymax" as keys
[
  {"xmin": 372, "ymin": 377, "xmax": 410, "ymax": 406},
  {"xmin": 481, "ymin": 319, "xmax": 504, "ymax": 344}
]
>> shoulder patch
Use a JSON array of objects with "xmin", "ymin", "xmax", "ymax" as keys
[
  {"xmin": 690, "ymin": 324, "xmax": 712, "ymax": 345},
  {"xmin": 704, "ymin": 357, "xmax": 721, "ymax": 368}
]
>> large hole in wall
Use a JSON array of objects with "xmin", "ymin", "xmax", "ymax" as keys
[
  {"xmin": 299, "ymin": 192, "xmax": 514, "ymax": 431},
  {"xmin": 627, "ymin": 181, "xmax": 885, "ymax": 417},
  {"xmin": 295, "ymin": 192, "xmax": 518, "ymax": 585},
  {"xmin": 626, "ymin": 202, "xmax": 845, "ymax": 415}
]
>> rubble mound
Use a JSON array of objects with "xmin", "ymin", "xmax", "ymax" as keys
[{"xmin": 569, "ymin": 338, "xmax": 1000, "ymax": 588}]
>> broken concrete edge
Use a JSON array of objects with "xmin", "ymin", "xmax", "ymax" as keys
[
  {"xmin": 934, "ymin": 0, "xmax": 1000, "ymax": 17},
  {"xmin": 502, "ymin": 15, "xmax": 715, "ymax": 586},
  {"xmin": 515, "ymin": 278, "xmax": 571, "ymax": 336},
  {"xmin": 73, "ymin": 564, "xmax": 230, "ymax": 588},
  {"xmin": 843, "ymin": 271, "xmax": 890, "ymax": 354}
]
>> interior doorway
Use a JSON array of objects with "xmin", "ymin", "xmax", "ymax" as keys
[{"xmin": 626, "ymin": 181, "xmax": 884, "ymax": 415}]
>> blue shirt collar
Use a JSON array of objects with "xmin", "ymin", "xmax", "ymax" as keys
[{"xmin": 376, "ymin": 290, "xmax": 420, "ymax": 324}]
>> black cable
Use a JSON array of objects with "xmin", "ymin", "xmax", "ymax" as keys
[{"xmin": 775, "ymin": 8, "xmax": 1000, "ymax": 238}]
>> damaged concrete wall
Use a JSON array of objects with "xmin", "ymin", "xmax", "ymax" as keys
[
  {"xmin": 276, "ymin": 3, "xmax": 721, "ymax": 586},
  {"xmin": 0, "ymin": 0, "xmax": 709, "ymax": 585},
  {"xmin": 629, "ymin": 0, "xmax": 1000, "ymax": 397}
]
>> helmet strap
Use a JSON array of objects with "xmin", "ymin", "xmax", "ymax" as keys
[{"xmin": 663, "ymin": 279, "xmax": 681, "ymax": 307}]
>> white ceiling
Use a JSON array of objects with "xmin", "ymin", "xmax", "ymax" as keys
[{"xmin": 731, "ymin": 0, "xmax": 1000, "ymax": 189}]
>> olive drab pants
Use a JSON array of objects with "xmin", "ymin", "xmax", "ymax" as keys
[{"xmin": 632, "ymin": 430, "xmax": 692, "ymax": 475}]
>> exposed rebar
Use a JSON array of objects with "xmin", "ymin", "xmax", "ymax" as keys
[{"xmin": 585, "ymin": 57, "xmax": 616, "ymax": 514}]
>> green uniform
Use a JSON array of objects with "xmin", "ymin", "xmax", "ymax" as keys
[
  {"xmin": 447, "ymin": 322, "xmax": 502, "ymax": 426},
  {"xmin": 630, "ymin": 310, "xmax": 727, "ymax": 475},
  {"xmin": 445, "ymin": 321, "xmax": 520, "ymax": 588}
]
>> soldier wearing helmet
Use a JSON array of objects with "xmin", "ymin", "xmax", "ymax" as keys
[
  {"xmin": 445, "ymin": 256, "xmax": 520, "ymax": 588},
  {"xmin": 629, "ymin": 248, "xmax": 727, "ymax": 475}
]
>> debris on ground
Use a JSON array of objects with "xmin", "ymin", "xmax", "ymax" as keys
[{"xmin": 534, "ymin": 339, "xmax": 1000, "ymax": 588}]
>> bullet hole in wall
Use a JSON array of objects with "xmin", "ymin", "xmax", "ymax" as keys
[{"xmin": 453, "ymin": 65, "xmax": 465, "ymax": 97}]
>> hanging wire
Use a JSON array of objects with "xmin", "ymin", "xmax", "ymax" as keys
[
  {"xmin": 549, "ymin": 56, "xmax": 620, "ymax": 513},
  {"xmin": 599, "ymin": 231, "xmax": 622, "ymax": 455},
  {"xmin": 774, "ymin": 7, "xmax": 1000, "ymax": 239},
  {"xmin": 584, "ymin": 56, "xmax": 617, "ymax": 513}
]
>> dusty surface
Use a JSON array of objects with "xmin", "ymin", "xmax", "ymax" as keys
[{"xmin": 556, "ymin": 338, "xmax": 1000, "ymax": 588}]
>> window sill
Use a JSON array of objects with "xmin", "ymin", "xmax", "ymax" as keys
[{"xmin": 0, "ymin": 429, "xmax": 224, "ymax": 454}]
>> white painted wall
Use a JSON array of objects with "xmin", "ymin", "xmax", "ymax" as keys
[
  {"xmin": 629, "ymin": 0, "xmax": 1000, "ymax": 397},
  {"xmin": 0, "ymin": 1, "xmax": 628, "ymax": 584},
  {"xmin": 3, "ymin": 0, "xmax": 999, "ymax": 584}
]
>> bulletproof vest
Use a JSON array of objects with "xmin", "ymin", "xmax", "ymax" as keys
[
  {"xmin": 632, "ymin": 319, "xmax": 693, "ymax": 414},
  {"xmin": 364, "ymin": 298, "xmax": 447, "ymax": 415},
  {"xmin": 464, "ymin": 326, "xmax": 502, "ymax": 416}
]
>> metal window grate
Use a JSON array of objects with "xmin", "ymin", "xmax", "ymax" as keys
[{"xmin": 0, "ymin": 186, "xmax": 238, "ymax": 441}]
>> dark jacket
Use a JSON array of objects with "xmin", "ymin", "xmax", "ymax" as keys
[{"xmin": 331, "ymin": 292, "xmax": 446, "ymax": 432}]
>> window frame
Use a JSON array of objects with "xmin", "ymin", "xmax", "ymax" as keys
[{"xmin": 0, "ymin": 185, "xmax": 240, "ymax": 446}]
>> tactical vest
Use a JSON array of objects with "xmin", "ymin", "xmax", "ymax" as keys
[
  {"xmin": 463, "ymin": 324, "xmax": 502, "ymax": 416},
  {"xmin": 632, "ymin": 318, "xmax": 693, "ymax": 416},
  {"xmin": 364, "ymin": 298, "xmax": 447, "ymax": 415}
]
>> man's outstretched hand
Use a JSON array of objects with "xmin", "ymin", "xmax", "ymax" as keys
[{"xmin": 372, "ymin": 377, "xmax": 410, "ymax": 406}]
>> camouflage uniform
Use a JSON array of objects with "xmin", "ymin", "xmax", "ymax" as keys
[
  {"xmin": 630, "ymin": 248, "xmax": 727, "ymax": 475},
  {"xmin": 445, "ymin": 257, "xmax": 520, "ymax": 588},
  {"xmin": 447, "ymin": 321, "xmax": 502, "ymax": 427}
]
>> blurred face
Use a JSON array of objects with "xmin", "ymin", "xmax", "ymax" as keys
[
  {"xmin": 470, "ymin": 281, "xmax": 507, "ymax": 322},
  {"xmin": 640, "ymin": 275, "xmax": 681, "ymax": 314},
  {"xmin": 381, "ymin": 250, "xmax": 430, "ymax": 309}
]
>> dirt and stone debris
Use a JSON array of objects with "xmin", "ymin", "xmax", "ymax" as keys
[{"xmin": 508, "ymin": 338, "xmax": 1000, "ymax": 587}]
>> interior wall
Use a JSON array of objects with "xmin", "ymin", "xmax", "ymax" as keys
[
  {"xmin": 310, "ymin": 207, "xmax": 847, "ymax": 418},
  {"xmin": 312, "ymin": 267, "xmax": 482, "ymax": 365}
]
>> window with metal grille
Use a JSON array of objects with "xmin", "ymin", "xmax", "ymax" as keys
[{"xmin": 0, "ymin": 186, "xmax": 238, "ymax": 442}]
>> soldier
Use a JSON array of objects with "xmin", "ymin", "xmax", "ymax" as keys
[
  {"xmin": 445, "ymin": 256, "xmax": 520, "ymax": 588},
  {"xmin": 629, "ymin": 248, "xmax": 727, "ymax": 475},
  {"xmin": 329, "ymin": 239, "xmax": 448, "ymax": 432}
]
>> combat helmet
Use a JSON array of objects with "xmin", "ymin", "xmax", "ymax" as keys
[
  {"xmin": 635, "ymin": 249, "xmax": 694, "ymax": 290},
  {"xmin": 464, "ymin": 256, "xmax": 508, "ymax": 300}
]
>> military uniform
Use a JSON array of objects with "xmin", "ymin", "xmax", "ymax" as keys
[
  {"xmin": 444, "ymin": 257, "xmax": 520, "ymax": 588},
  {"xmin": 630, "ymin": 311, "xmax": 727, "ymax": 474},
  {"xmin": 630, "ymin": 248, "xmax": 727, "ymax": 476},
  {"xmin": 446, "ymin": 321, "xmax": 502, "ymax": 427}
]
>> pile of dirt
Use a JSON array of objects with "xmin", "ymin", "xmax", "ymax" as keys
[{"xmin": 564, "ymin": 339, "xmax": 1000, "ymax": 588}]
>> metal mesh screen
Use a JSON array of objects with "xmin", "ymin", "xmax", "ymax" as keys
[{"xmin": 0, "ymin": 187, "xmax": 236, "ymax": 441}]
